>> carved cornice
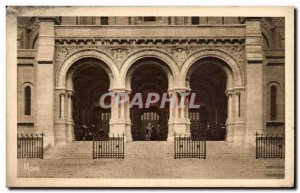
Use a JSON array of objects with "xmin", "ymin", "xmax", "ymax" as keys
[
  {"xmin": 55, "ymin": 37, "xmax": 244, "ymax": 46},
  {"xmin": 55, "ymin": 39, "xmax": 245, "ymax": 69}
]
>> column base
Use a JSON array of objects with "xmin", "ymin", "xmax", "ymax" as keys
[
  {"xmin": 173, "ymin": 120, "xmax": 189, "ymax": 136},
  {"xmin": 109, "ymin": 119, "xmax": 132, "ymax": 141},
  {"xmin": 167, "ymin": 121, "xmax": 174, "ymax": 140},
  {"xmin": 226, "ymin": 121, "xmax": 246, "ymax": 144},
  {"xmin": 66, "ymin": 120, "xmax": 75, "ymax": 143},
  {"xmin": 54, "ymin": 120, "xmax": 67, "ymax": 145}
]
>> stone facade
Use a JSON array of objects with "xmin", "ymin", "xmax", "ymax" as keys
[{"xmin": 17, "ymin": 17, "xmax": 285, "ymax": 146}]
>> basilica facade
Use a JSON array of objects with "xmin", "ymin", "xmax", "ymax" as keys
[{"xmin": 17, "ymin": 16, "xmax": 285, "ymax": 147}]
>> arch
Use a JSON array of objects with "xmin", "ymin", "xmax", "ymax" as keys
[
  {"xmin": 267, "ymin": 81, "xmax": 282, "ymax": 121},
  {"xmin": 267, "ymin": 80, "xmax": 281, "ymax": 88},
  {"xmin": 56, "ymin": 49, "xmax": 118, "ymax": 89},
  {"xmin": 120, "ymin": 49, "xmax": 179, "ymax": 89},
  {"xmin": 261, "ymin": 26, "xmax": 274, "ymax": 49},
  {"xmin": 181, "ymin": 49, "xmax": 244, "ymax": 89},
  {"xmin": 29, "ymin": 32, "xmax": 39, "ymax": 49},
  {"xmin": 19, "ymin": 81, "xmax": 34, "ymax": 92},
  {"xmin": 66, "ymin": 59, "xmax": 111, "ymax": 90}
]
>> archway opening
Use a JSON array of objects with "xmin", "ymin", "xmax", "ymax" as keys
[
  {"xmin": 188, "ymin": 58, "xmax": 228, "ymax": 141},
  {"xmin": 129, "ymin": 58, "xmax": 170, "ymax": 141},
  {"xmin": 71, "ymin": 59, "xmax": 111, "ymax": 141}
]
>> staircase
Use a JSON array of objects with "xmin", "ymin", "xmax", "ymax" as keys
[{"xmin": 18, "ymin": 140, "xmax": 285, "ymax": 179}]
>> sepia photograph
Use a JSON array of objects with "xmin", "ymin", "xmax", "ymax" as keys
[{"xmin": 6, "ymin": 6, "xmax": 294, "ymax": 187}]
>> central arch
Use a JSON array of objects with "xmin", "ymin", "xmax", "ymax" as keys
[
  {"xmin": 120, "ymin": 49, "xmax": 179, "ymax": 89},
  {"xmin": 124, "ymin": 57, "xmax": 174, "ymax": 141}
]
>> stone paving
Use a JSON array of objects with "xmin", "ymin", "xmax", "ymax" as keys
[{"xmin": 17, "ymin": 141, "xmax": 285, "ymax": 179}]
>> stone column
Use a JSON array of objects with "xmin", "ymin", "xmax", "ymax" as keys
[
  {"xmin": 231, "ymin": 88, "xmax": 246, "ymax": 143},
  {"xmin": 244, "ymin": 18, "xmax": 264, "ymax": 144},
  {"xmin": 184, "ymin": 94, "xmax": 191, "ymax": 136},
  {"xmin": 60, "ymin": 92, "xmax": 65, "ymax": 119},
  {"xmin": 172, "ymin": 90, "xmax": 191, "ymax": 137},
  {"xmin": 36, "ymin": 17, "xmax": 60, "ymax": 146},
  {"xmin": 109, "ymin": 89, "xmax": 132, "ymax": 141},
  {"xmin": 54, "ymin": 89, "xmax": 67, "ymax": 144},
  {"xmin": 225, "ymin": 89, "xmax": 234, "ymax": 142},
  {"xmin": 66, "ymin": 90, "xmax": 75, "ymax": 142},
  {"xmin": 167, "ymin": 91, "xmax": 175, "ymax": 140}
]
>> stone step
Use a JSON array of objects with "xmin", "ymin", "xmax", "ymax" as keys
[
  {"xmin": 17, "ymin": 156, "xmax": 285, "ymax": 179},
  {"xmin": 43, "ymin": 141, "xmax": 266, "ymax": 160}
]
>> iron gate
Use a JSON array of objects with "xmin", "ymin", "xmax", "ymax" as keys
[
  {"xmin": 93, "ymin": 134, "xmax": 124, "ymax": 159},
  {"xmin": 174, "ymin": 134, "xmax": 206, "ymax": 159},
  {"xmin": 17, "ymin": 133, "xmax": 44, "ymax": 159},
  {"xmin": 256, "ymin": 132, "xmax": 285, "ymax": 159}
]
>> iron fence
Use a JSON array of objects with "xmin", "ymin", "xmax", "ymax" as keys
[
  {"xmin": 93, "ymin": 134, "xmax": 124, "ymax": 159},
  {"xmin": 256, "ymin": 132, "xmax": 285, "ymax": 159},
  {"xmin": 17, "ymin": 133, "xmax": 44, "ymax": 159},
  {"xmin": 174, "ymin": 134, "xmax": 206, "ymax": 159}
]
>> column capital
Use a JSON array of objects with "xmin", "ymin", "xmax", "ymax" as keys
[
  {"xmin": 66, "ymin": 89, "xmax": 75, "ymax": 98},
  {"xmin": 58, "ymin": 90, "xmax": 66, "ymax": 96},
  {"xmin": 173, "ymin": 87, "xmax": 191, "ymax": 95},
  {"xmin": 109, "ymin": 88, "xmax": 131, "ymax": 95},
  {"xmin": 225, "ymin": 89, "xmax": 234, "ymax": 96},
  {"xmin": 233, "ymin": 87, "xmax": 245, "ymax": 95}
]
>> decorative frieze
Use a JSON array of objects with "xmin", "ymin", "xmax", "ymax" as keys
[{"xmin": 55, "ymin": 38, "xmax": 245, "ymax": 69}]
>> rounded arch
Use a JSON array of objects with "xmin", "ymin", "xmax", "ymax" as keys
[
  {"xmin": 56, "ymin": 49, "xmax": 118, "ymax": 89},
  {"xmin": 19, "ymin": 81, "xmax": 34, "ymax": 91},
  {"xmin": 267, "ymin": 80, "xmax": 281, "ymax": 89},
  {"xmin": 29, "ymin": 32, "xmax": 39, "ymax": 49},
  {"xmin": 261, "ymin": 26, "xmax": 274, "ymax": 49},
  {"xmin": 181, "ymin": 49, "xmax": 244, "ymax": 89},
  {"xmin": 66, "ymin": 59, "xmax": 111, "ymax": 90},
  {"xmin": 120, "ymin": 49, "xmax": 179, "ymax": 89}
]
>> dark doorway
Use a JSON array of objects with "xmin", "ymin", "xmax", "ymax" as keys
[
  {"xmin": 72, "ymin": 60, "xmax": 111, "ymax": 141},
  {"xmin": 188, "ymin": 60, "xmax": 228, "ymax": 141},
  {"xmin": 129, "ymin": 59, "xmax": 169, "ymax": 141}
]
